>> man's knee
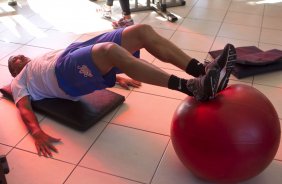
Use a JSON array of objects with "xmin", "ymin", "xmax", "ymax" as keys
[
  {"xmin": 125, "ymin": 24, "xmax": 155, "ymax": 48},
  {"xmin": 133, "ymin": 24, "xmax": 154, "ymax": 38},
  {"xmin": 93, "ymin": 42, "xmax": 119, "ymax": 56},
  {"xmin": 134, "ymin": 24, "xmax": 154, "ymax": 32},
  {"xmin": 91, "ymin": 42, "xmax": 119, "ymax": 74}
]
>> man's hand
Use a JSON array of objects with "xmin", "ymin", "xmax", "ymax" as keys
[
  {"xmin": 116, "ymin": 76, "xmax": 141, "ymax": 90},
  {"xmin": 32, "ymin": 130, "xmax": 61, "ymax": 157}
]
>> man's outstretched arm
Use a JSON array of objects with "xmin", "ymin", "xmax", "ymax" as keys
[{"xmin": 16, "ymin": 96, "xmax": 61, "ymax": 157}]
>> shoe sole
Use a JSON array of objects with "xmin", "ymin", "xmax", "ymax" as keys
[
  {"xmin": 205, "ymin": 68, "xmax": 220, "ymax": 100},
  {"xmin": 217, "ymin": 44, "xmax": 237, "ymax": 92}
]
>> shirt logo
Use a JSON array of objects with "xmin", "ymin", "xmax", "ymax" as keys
[{"xmin": 77, "ymin": 65, "xmax": 93, "ymax": 77}]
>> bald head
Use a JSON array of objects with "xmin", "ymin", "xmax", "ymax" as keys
[{"xmin": 8, "ymin": 55, "xmax": 31, "ymax": 77}]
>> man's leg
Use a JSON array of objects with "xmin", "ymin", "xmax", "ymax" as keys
[
  {"xmin": 120, "ymin": 24, "xmax": 236, "ymax": 92},
  {"xmin": 91, "ymin": 42, "xmax": 170, "ymax": 88},
  {"xmin": 91, "ymin": 42, "xmax": 219, "ymax": 101},
  {"xmin": 120, "ymin": 24, "xmax": 206, "ymax": 77}
]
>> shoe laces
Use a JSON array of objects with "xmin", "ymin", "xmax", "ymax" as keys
[{"xmin": 203, "ymin": 59, "xmax": 211, "ymax": 66}]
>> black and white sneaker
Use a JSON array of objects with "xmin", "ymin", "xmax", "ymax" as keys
[
  {"xmin": 102, "ymin": 5, "xmax": 112, "ymax": 19},
  {"xmin": 206, "ymin": 44, "xmax": 237, "ymax": 93},
  {"xmin": 186, "ymin": 68, "xmax": 220, "ymax": 101}
]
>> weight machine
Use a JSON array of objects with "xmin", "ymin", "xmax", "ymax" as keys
[
  {"xmin": 130, "ymin": 0, "xmax": 186, "ymax": 22},
  {"xmin": 0, "ymin": 156, "xmax": 9, "ymax": 184}
]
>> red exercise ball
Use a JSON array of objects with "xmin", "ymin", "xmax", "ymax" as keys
[{"xmin": 171, "ymin": 84, "xmax": 281, "ymax": 183}]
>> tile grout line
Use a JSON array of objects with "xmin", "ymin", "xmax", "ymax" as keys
[
  {"xmin": 69, "ymin": 164, "xmax": 146, "ymax": 184},
  {"xmin": 110, "ymin": 122, "xmax": 171, "ymax": 137},
  {"xmin": 207, "ymin": 0, "xmax": 233, "ymax": 54},
  {"xmin": 61, "ymin": 94, "xmax": 134, "ymax": 183},
  {"xmin": 148, "ymin": 139, "xmax": 171, "ymax": 184}
]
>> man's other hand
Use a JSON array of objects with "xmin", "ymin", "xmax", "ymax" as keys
[
  {"xmin": 32, "ymin": 130, "xmax": 61, "ymax": 157},
  {"xmin": 116, "ymin": 76, "xmax": 141, "ymax": 90}
]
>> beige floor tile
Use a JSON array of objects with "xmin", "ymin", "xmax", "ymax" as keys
[
  {"xmin": 111, "ymin": 91, "xmax": 181, "ymax": 135},
  {"xmin": 0, "ymin": 99, "xmax": 29, "ymax": 146},
  {"xmin": 218, "ymin": 23, "xmax": 261, "ymax": 42},
  {"xmin": 79, "ymin": 124, "xmax": 169, "ymax": 183},
  {"xmin": 0, "ymin": 42, "xmax": 22, "ymax": 62},
  {"xmin": 211, "ymin": 36, "xmax": 258, "ymax": 51},
  {"xmin": 141, "ymin": 12, "xmax": 182, "ymax": 30},
  {"xmin": 264, "ymin": 5, "xmax": 282, "ymax": 18},
  {"xmin": 130, "ymin": 12, "xmax": 151, "ymax": 24},
  {"xmin": 25, "ymin": 14, "xmax": 54, "ymax": 29},
  {"xmin": 178, "ymin": 18, "xmax": 221, "ymax": 36},
  {"xmin": 66, "ymin": 166, "xmax": 140, "ymax": 184},
  {"xmin": 0, "ymin": 66, "xmax": 13, "ymax": 88},
  {"xmin": 228, "ymin": 79, "xmax": 253, "ymax": 86},
  {"xmin": 188, "ymin": 7, "xmax": 227, "ymax": 21},
  {"xmin": 253, "ymin": 84, "xmax": 282, "ymax": 119},
  {"xmin": 185, "ymin": 0, "xmax": 200, "ymax": 7},
  {"xmin": 133, "ymin": 69, "xmax": 190, "ymax": 100},
  {"xmin": 140, "ymin": 48, "xmax": 155, "ymax": 63},
  {"xmin": 0, "ymin": 144, "xmax": 12, "ymax": 155},
  {"xmin": 259, "ymin": 43, "xmax": 282, "ymax": 51},
  {"xmin": 260, "ymin": 28, "xmax": 282, "ymax": 45},
  {"xmin": 263, "ymin": 16, "xmax": 282, "ymax": 30},
  {"xmin": 10, "ymin": 0, "xmax": 36, "ymax": 18},
  {"xmin": 0, "ymin": 99, "xmax": 44, "ymax": 146},
  {"xmin": 16, "ymin": 117, "xmax": 108, "ymax": 164},
  {"xmin": 133, "ymin": 82, "xmax": 187, "ymax": 100},
  {"xmin": 0, "ymin": 45, "xmax": 52, "ymax": 66},
  {"xmin": 152, "ymin": 27, "xmax": 175, "ymax": 39},
  {"xmin": 152, "ymin": 57, "xmax": 181, "ymax": 71},
  {"xmin": 0, "ymin": 22, "xmax": 7, "ymax": 33},
  {"xmin": 194, "ymin": 0, "xmax": 231, "ymax": 10},
  {"xmin": 152, "ymin": 142, "xmax": 211, "ymax": 184},
  {"xmin": 0, "ymin": 16, "xmax": 45, "ymax": 44},
  {"xmin": 224, "ymin": 12, "xmax": 262, "ymax": 27},
  {"xmin": 275, "ymin": 120, "xmax": 282, "ymax": 161},
  {"xmin": 253, "ymin": 71, "xmax": 282, "ymax": 88},
  {"xmin": 27, "ymin": 29, "xmax": 81, "ymax": 50},
  {"xmin": 27, "ymin": 0, "xmax": 113, "ymax": 33},
  {"xmin": 229, "ymin": 1, "xmax": 264, "ymax": 15},
  {"xmin": 6, "ymin": 149, "xmax": 75, "ymax": 184},
  {"xmin": 170, "ymin": 31, "xmax": 215, "ymax": 52},
  {"xmin": 153, "ymin": 49, "xmax": 208, "ymax": 70},
  {"xmin": 167, "ymin": 4, "xmax": 193, "ymax": 18},
  {"xmin": 228, "ymin": 75, "xmax": 254, "ymax": 85}
]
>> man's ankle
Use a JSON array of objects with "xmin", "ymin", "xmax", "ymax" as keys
[
  {"xmin": 123, "ymin": 15, "xmax": 132, "ymax": 20},
  {"xmin": 168, "ymin": 75, "xmax": 193, "ymax": 96},
  {"xmin": 186, "ymin": 58, "xmax": 205, "ymax": 77}
]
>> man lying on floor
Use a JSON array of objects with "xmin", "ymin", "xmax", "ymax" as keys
[{"xmin": 8, "ymin": 24, "xmax": 236, "ymax": 157}]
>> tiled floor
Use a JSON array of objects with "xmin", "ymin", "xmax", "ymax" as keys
[{"xmin": 0, "ymin": 0, "xmax": 282, "ymax": 183}]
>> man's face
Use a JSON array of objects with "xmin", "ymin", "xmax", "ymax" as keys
[{"xmin": 8, "ymin": 55, "xmax": 31, "ymax": 77}]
